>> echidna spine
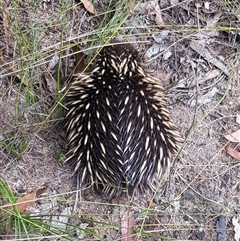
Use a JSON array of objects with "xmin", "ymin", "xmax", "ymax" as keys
[{"xmin": 65, "ymin": 44, "xmax": 181, "ymax": 196}]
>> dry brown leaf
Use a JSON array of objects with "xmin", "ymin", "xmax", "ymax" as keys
[
  {"xmin": 154, "ymin": 3, "xmax": 165, "ymax": 25},
  {"xmin": 42, "ymin": 73, "xmax": 57, "ymax": 97},
  {"xmin": 0, "ymin": 184, "xmax": 45, "ymax": 235},
  {"xmin": 225, "ymin": 146, "xmax": 240, "ymax": 161},
  {"xmin": 224, "ymin": 130, "xmax": 240, "ymax": 143},
  {"xmin": 16, "ymin": 190, "xmax": 37, "ymax": 213},
  {"xmin": 190, "ymin": 40, "xmax": 230, "ymax": 76},
  {"xmin": 197, "ymin": 69, "xmax": 220, "ymax": 86},
  {"xmin": 81, "ymin": 0, "xmax": 97, "ymax": 15},
  {"xmin": 147, "ymin": 199, "xmax": 154, "ymax": 207},
  {"xmin": 121, "ymin": 209, "xmax": 135, "ymax": 241},
  {"xmin": 48, "ymin": 54, "xmax": 59, "ymax": 70},
  {"xmin": 72, "ymin": 46, "xmax": 85, "ymax": 74},
  {"xmin": 0, "ymin": 191, "xmax": 37, "ymax": 235}
]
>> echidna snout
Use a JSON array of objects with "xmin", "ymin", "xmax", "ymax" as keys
[{"xmin": 65, "ymin": 44, "xmax": 181, "ymax": 196}]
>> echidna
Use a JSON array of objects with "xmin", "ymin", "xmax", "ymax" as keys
[{"xmin": 65, "ymin": 43, "xmax": 181, "ymax": 196}]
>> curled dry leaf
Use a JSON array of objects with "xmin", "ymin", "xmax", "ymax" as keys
[
  {"xmin": 81, "ymin": 0, "xmax": 97, "ymax": 15},
  {"xmin": 48, "ymin": 54, "xmax": 59, "ymax": 70},
  {"xmin": 42, "ymin": 73, "xmax": 57, "ymax": 98},
  {"xmin": 224, "ymin": 130, "xmax": 240, "ymax": 143},
  {"xmin": 144, "ymin": 44, "xmax": 162, "ymax": 59},
  {"xmin": 225, "ymin": 146, "xmax": 240, "ymax": 161}
]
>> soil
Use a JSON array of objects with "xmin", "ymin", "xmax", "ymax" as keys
[{"xmin": 0, "ymin": 0, "xmax": 240, "ymax": 240}]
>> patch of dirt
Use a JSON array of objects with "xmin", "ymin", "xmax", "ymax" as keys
[{"xmin": 0, "ymin": 0, "xmax": 240, "ymax": 240}]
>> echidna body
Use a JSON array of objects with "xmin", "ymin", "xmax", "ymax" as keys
[{"xmin": 65, "ymin": 44, "xmax": 181, "ymax": 196}]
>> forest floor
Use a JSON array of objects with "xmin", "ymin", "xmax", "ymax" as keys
[{"xmin": 0, "ymin": 0, "xmax": 240, "ymax": 240}]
